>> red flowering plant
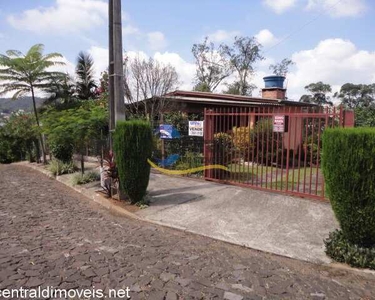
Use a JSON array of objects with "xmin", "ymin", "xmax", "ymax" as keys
[{"xmin": 100, "ymin": 150, "xmax": 119, "ymax": 197}]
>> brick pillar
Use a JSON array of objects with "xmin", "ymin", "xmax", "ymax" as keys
[{"xmin": 262, "ymin": 88, "xmax": 286, "ymax": 100}]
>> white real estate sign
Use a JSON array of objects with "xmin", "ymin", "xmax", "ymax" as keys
[
  {"xmin": 188, "ymin": 121, "xmax": 204, "ymax": 136},
  {"xmin": 273, "ymin": 115, "xmax": 285, "ymax": 133}
]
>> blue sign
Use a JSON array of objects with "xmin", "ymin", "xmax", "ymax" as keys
[{"xmin": 159, "ymin": 124, "xmax": 180, "ymax": 139}]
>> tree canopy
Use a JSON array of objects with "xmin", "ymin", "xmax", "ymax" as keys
[
  {"xmin": 0, "ymin": 43, "xmax": 65, "ymax": 162},
  {"xmin": 192, "ymin": 37, "xmax": 232, "ymax": 93},
  {"xmin": 299, "ymin": 81, "xmax": 333, "ymax": 106},
  {"xmin": 334, "ymin": 83, "xmax": 375, "ymax": 109},
  {"xmin": 269, "ymin": 58, "xmax": 294, "ymax": 76},
  {"xmin": 221, "ymin": 36, "xmax": 263, "ymax": 96},
  {"xmin": 75, "ymin": 51, "xmax": 97, "ymax": 100}
]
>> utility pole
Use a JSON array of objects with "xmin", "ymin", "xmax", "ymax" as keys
[
  {"xmin": 108, "ymin": 0, "xmax": 125, "ymax": 143},
  {"xmin": 108, "ymin": 0, "xmax": 115, "ymax": 146},
  {"xmin": 108, "ymin": 0, "xmax": 126, "ymax": 200},
  {"xmin": 112, "ymin": 0, "xmax": 125, "ymax": 124}
]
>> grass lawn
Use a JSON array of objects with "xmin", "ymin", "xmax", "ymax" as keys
[{"xmin": 228, "ymin": 163, "xmax": 323, "ymax": 195}]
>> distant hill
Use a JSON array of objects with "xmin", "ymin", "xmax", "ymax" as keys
[{"xmin": 0, "ymin": 97, "xmax": 45, "ymax": 113}]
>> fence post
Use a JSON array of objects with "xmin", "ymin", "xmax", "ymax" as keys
[
  {"xmin": 343, "ymin": 110, "xmax": 355, "ymax": 127},
  {"xmin": 204, "ymin": 108, "xmax": 213, "ymax": 179}
]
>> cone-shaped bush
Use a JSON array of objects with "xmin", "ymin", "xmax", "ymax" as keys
[
  {"xmin": 114, "ymin": 120, "xmax": 153, "ymax": 204},
  {"xmin": 322, "ymin": 128, "xmax": 375, "ymax": 247}
]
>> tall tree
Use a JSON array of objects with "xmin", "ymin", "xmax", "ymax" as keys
[
  {"xmin": 192, "ymin": 37, "xmax": 232, "ymax": 92},
  {"xmin": 269, "ymin": 58, "xmax": 294, "ymax": 76},
  {"xmin": 0, "ymin": 44, "xmax": 65, "ymax": 163},
  {"xmin": 76, "ymin": 51, "xmax": 97, "ymax": 100},
  {"xmin": 299, "ymin": 81, "xmax": 333, "ymax": 106},
  {"xmin": 223, "ymin": 81, "xmax": 256, "ymax": 96},
  {"xmin": 222, "ymin": 36, "xmax": 263, "ymax": 96},
  {"xmin": 44, "ymin": 74, "xmax": 77, "ymax": 106},
  {"xmin": 335, "ymin": 83, "xmax": 375, "ymax": 127},
  {"xmin": 334, "ymin": 83, "xmax": 375, "ymax": 109},
  {"xmin": 123, "ymin": 55, "xmax": 179, "ymax": 121}
]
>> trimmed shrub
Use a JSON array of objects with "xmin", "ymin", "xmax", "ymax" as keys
[
  {"xmin": 322, "ymin": 127, "xmax": 375, "ymax": 247},
  {"xmin": 49, "ymin": 138, "xmax": 74, "ymax": 163},
  {"xmin": 325, "ymin": 230, "xmax": 375, "ymax": 270},
  {"xmin": 114, "ymin": 120, "xmax": 153, "ymax": 204}
]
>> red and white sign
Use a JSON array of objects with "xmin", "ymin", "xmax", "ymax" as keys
[{"xmin": 273, "ymin": 115, "xmax": 285, "ymax": 133}]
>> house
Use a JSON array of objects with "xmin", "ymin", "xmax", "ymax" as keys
[
  {"xmin": 158, "ymin": 76, "xmax": 315, "ymax": 116},
  {"xmin": 139, "ymin": 76, "xmax": 318, "ymax": 152}
]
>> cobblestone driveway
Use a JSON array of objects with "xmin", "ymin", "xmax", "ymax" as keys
[{"xmin": 0, "ymin": 165, "xmax": 374, "ymax": 299}]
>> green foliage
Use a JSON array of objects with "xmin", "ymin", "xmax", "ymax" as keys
[
  {"xmin": 251, "ymin": 119, "xmax": 280, "ymax": 165},
  {"xmin": 71, "ymin": 171, "xmax": 100, "ymax": 185},
  {"xmin": 49, "ymin": 138, "xmax": 73, "ymax": 163},
  {"xmin": 335, "ymin": 83, "xmax": 375, "ymax": 109},
  {"xmin": 269, "ymin": 58, "xmax": 294, "ymax": 76},
  {"xmin": 48, "ymin": 159, "xmax": 77, "ymax": 176},
  {"xmin": 322, "ymin": 128, "xmax": 375, "ymax": 247},
  {"xmin": 355, "ymin": 107, "xmax": 375, "ymax": 127},
  {"xmin": 42, "ymin": 100, "xmax": 108, "ymax": 154},
  {"xmin": 175, "ymin": 151, "xmax": 204, "ymax": 176},
  {"xmin": 303, "ymin": 134, "xmax": 321, "ymax": 166},
  {"xmin": 221, "ymin": 36, "xmax": 264, "ymax": 96},
  {"xmin": 114, "ymin": 120, "xmax": 153, "ymax": 204},
  {"xmin": 44, "ymin": 74, "xmax": 77, "ymax": 106},
  {"xmin": 223, "ymin": 81, "xmax": 256, "ymax": 96},
  {"xmin": 299, "ymin": 82, "xmax": 333, "ymax": 106},
  {"xmin": 192, "ymin": 37, "xmax": 231, "ymax": 92},
  {"xmin": 0, "ymin": 44, "xmax": 66, "ymax": 162},
  {"xmin": 0, "ymin": 112, "xmax": 39, "ymax": 163},
  {"xmin": 193, "ymin": 82, "xmax": 211, "ymax": 92},
  {"xmin": 213, "ymin": 132, "xmax": 234, "ymax": 166},
  {"xmin": 232, "ymin": 126, "xmax": 251, "ymax": 156},
  {"xmin": 0, "ymin": 44, "xmax": 65, "ymax": 99},
  {"xmin": 325, "ymin": 230, "xmax": 375, "ymax": 270},
  {"xmin": 0, "ymin": 129, "xmax": 21, "ymax": 163},
  {"xmin": 75, "ymin": 51, "xmax": 97, "ymax": 100}
]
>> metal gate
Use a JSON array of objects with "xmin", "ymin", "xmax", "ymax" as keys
[{"xmin": 204, "ymin": 106, "xmax": 354, "ymax": 200}]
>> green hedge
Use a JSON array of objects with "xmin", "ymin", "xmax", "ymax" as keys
[
  {"xmin": 322, "ymin": 127, "xmax": 375, "ymax": 247},
  {"xmin": 114, "ymin": 120, "xmax": 153, "ymax": 204}
]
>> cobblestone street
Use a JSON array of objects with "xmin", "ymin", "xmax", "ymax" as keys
[{"xmin": 0, "ymin": 165, "xmax": 374, "ymax": 299}]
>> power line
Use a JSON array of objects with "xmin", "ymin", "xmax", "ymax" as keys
[{"xmin": 264, "ymin": 0, "xmax": 343, "ymax": 54}]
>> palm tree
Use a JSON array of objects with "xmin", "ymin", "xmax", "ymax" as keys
[
  {"xmin": 45, "ymin": 74, "xmax": 77, "ymax": 106},
  {"xmin": 76, "ymin": 51, "xmax": 97, "ymax": 100},
  {"xmin": 0, "ymin": 44, "xmax": 65, "ymax": 163}
]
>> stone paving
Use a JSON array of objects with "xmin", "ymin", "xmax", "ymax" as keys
[{"xmin": 0, "ymin": 165, "xmax": 374, "ymax": 299}]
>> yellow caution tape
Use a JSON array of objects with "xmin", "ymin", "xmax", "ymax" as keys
[{"xmin": 147, "ymin": 159, "xmax": 228, "ymax": 175}]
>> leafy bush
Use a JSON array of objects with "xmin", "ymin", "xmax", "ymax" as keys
[
  {"xmin": 325, "ymin": 230, "xmax": 375, "ymax": 270},
  {"xmin": 48, "ymin": 159, "xmax": 77, "ymax": 176},
  {"xmin": 213, "ymin": 132, "xmax": 233, "ymax": 166},
  {"xmin": 232, "ymin": 126, "xmax": 252, "ymax": 158},
  {"xmin": 71, "ymin": 171, "xmax": 100, "ymax": 185},
  {"xmin": 175, "ymin": 151, "xmax": 204, "ymax": 176},
  {"xmin": 303, "ymin": 135, "xmax": 321, "ymax": 166},
  {"xmin": 49, "ymin": 138, "xmax": 74, "ymax": 163},
  {"xmin": 250, "ymin": 118, "xmax": 281, "ymax": 166},
  {"xmin": 322, "ymin": 128, "xmax": 375, "ymax": 247},
  {"xmin": 0, "ymin": 130, "xmax": 20, "ymax": 164},
  {"xmin": 114, "ymin": 120, "xmax": 153, "ymax": 204},
  {"xmin": 0, "ymin": 112, "xmax": 39, "ymax": 163}
]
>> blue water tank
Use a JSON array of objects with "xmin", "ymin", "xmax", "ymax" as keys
[{"xmin": 263, "ymin": 75, "xmax": 285, "ymax": 88}]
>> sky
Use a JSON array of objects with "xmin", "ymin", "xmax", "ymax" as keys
[{"xmin": 0, "ymin": 0, "xmax": 374, "ymax": 100}]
